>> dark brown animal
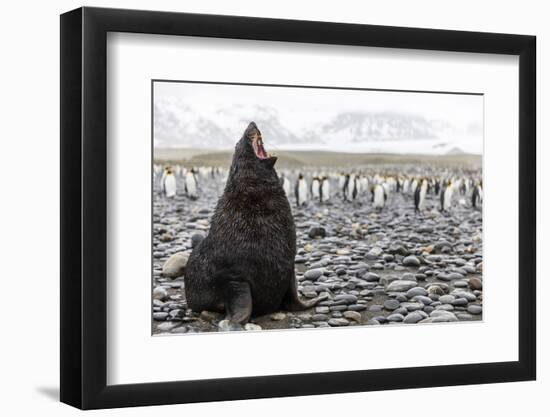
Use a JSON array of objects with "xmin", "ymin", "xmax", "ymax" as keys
[{"xmin": 184, "ymin": 122, "xmax": 326, "ymax": 326}]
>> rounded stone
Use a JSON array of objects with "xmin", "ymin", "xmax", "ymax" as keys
[
  {"xmin": 430, "ymin": 310, "xmax": 458, "ymax": 322},
  {"xmin": 413, "ymin": 295, "xmax": 433, "ymax": 305},
  {"xmin": 347, "ymin": 304, "xmax": 367, "ymax": 311},
  {"xmin": 451, "ymin": 298, "xmax": 468, "ymax": 306},
  {"xmin": 304, "ymin": 268, "xmax": 324, "ymax": 280},
  {"xmin": 387, "ymin": 313, "xmax": 405, "ymax": 322},
  {"xmin": 428, "ymin": 286, "xmax": 445, "ymax": 296},
  {"xmin": 406, "ymin": 287, "xmax": 428, "ymax": 298},
  {"xmin": 153, "ymin": 286, "xmax": 169, "ymax": 300},
  {"xmin": 439, "ymin": 295, "xmax": 455, "ymax": 304},
  {"xmin": 334, "ymin": 294, "xmax": 358, "ymax": 304},
  {"xmin": 153, "ymin": 312, "xmax": 168, "ymax": 321},
  {"xmin": 343, "ymin": 311, "xmax": 362, "ymax": 322},
  {"xmin": 403, "ymin": 255, "xmax": 421, "ymax": 267},
  {"xmin": 386, "ymin": 280, "xmax": 417, "ymax": 292},
  {"xmin": 157, "ymin": 321, "xmax": 178, "ymax": 331},
  {"xmin": 383, "ymin": 299, "xmax": 400, "ymax": 310},
  {"xmin": 469, "ymin": 277, "xmax": 483, "ymax": 290},
  {"xmin": 328, "ymin": 318, "xmax": 350, "ymax": 327},
  {"xmin": 467, "ymin": 304, "xmax": 483, "ymax": 315},
  {"xmin": 364, "ymin": 272, "xmax": 381, "ymax": 282},
  {"xmin": 161, "ymin": 252, "xmax": 189, "ymax": 279},
  {"xmin": 171, "ymin": 326, "xmax": 189, "ymax": 334},
  {"xmin": 401, "ymin": 302, "xmax": 423, "ymax": 311},
  {"xmin": 403, "ymin": 312, "xmax": 424, "ymax": 324}
]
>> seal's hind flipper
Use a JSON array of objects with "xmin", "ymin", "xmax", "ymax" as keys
[
  {"xmin": 223, "ymin": 280, "xmax": 253, "ymax": 325},
  {"xmin": 283, "ymin": 272, "xmax": 328, "ymax": 311}
]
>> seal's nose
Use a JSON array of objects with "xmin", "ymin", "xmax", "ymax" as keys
[{"xmin": 245, "ymin": 121, "xmax": 260, "ymax": 137}]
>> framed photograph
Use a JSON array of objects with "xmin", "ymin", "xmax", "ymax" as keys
[{"xmin": 60, "ymin": 6, "xmax": 536, "ymax": 410}]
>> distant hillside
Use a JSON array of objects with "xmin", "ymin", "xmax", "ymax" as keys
[
  {"xmin": 154, "ymin": 100, "xmax": 479, "ymax": 154},
  {"xmin": 446, "ymin": 146, "xmax": 467, "ymax": 155},
  {"xmin": 154, "ymin": 148, "xmax": 482, "ymax": 169}
]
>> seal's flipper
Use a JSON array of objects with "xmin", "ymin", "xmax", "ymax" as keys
[
  {"xmin": 283, "ymin": 272, "xmax": 329, "ymax": 311},
  {"xmin": 223, "ymin": 280, "xmax": 253, "ymax": 324}
]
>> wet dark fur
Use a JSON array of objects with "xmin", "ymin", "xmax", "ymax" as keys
[{"xmin": 184, "ymin": 122, "xmax": 324, "ymax": 323}]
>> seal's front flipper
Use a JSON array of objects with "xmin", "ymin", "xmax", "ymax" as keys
[
  {"xmin": 283, "ymin": 272, "xmax": 329, "ymax": 311},
  {"xmin": 223, "ymin": 280, "xmax": 252, "ymax": 325}
]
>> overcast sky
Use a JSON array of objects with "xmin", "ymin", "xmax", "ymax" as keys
[{"xmin": 154, "ymin": 81, "xmax": 483, "ymax": 154}]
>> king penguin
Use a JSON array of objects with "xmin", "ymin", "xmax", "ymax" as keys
[
  {"xmin": 342, "ymin": 174, "xmax": 351, "ymax": 201},
  {"xmin": 311, "ymin": 176, "xmax": 321, "ymax": 201},
  {"xmin": 295, "ymin": 173, "xmax": 308, "ymax": 207},
  {"xmin": 280, "ymin": 173, "xmax": 291, "ymax": 197},
  {"xmin": 402, "ymin": 177, "xmax": 410, "ymax": 194},
  {"xmin": 372, "ymin": 184, "xmax": 386, "ymax": 209},
  {"xmin": 320, "ymin": 176, "xmax": 330, "ymax": 203},
  {"xmin": 440, "ymin": 180, "xmax": 453, "ymax": 212},
  {"xmin": 352, "ymin": 175, "xmax": 359, "ymax": 200},
  {"xmin": 459, "ymin": 179, "xmax": 467, "ymax": 195},
  {"xmin": 338, "ymin": 172, "xmax": 346, "ymax": 195},
  {"xmin": 185, "ymin": 168, "xmax": 199, "ymax": 200},
  {"xmin": 434, "ymin": 179, "xmax": 441, "ymax": 196},
  {"xmin": 162, "ymin": 167, "xmax": 177, "ymax": 198},
  {"xmin": 414, "ymin": 178, "xmax": 428, "ymax": 213},
  {"xmin": 471, "ymin": 180, "xmax": 483, "ymax": 208},
  {"xmin": 360, "ymin": 175, "xmax": 369, "ymax": 197},
  {"xmin": 410, "ymin": 178, "xmax": 418, "ymax": 196}
]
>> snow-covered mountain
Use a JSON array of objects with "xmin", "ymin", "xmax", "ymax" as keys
[
  {"xmin": 154, "ymin": 101, "xmax": 479, "ymax": 155},
  {"xmin": 154, "ymin": 101, "xmax": 307, "ymax": 149}
]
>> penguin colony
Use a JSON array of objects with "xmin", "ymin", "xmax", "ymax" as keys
[
  {"xmin": 153, "ymin": 158, "xmax": 483, "ymax": 333},
  {"xmin": 155, "ymin": 162, "xmax": 483, "ymax": 214}
]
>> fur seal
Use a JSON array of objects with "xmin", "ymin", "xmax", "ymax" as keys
[{"xmin": 184, "ymin": 122, "xmax": 327, "ymax": 325}]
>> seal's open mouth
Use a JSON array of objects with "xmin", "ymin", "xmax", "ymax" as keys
[{"xmin": 248, "ymin": 129, "xmax": 270, "ymax": 160}]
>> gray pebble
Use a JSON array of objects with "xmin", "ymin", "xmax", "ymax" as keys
[
  {"xmin": 383, "ymin": 299, "xmax": 400, "ymax": 310},
  {"xmin": 467, "ymin": 304, "xmax": 482, "ymax": 314},
  {"xmin": 403, "ymin": 255, "xmax": 420, "ymax": 267},
  {"xmin": 406, "ymin": 287, "xmax": 428, "ymax": 298},
  {"xmin": 343, "ymin": 311, "xmax": 362, "ymax": 322},
  {"xmin": 403, "ymin": 312, "xmax": 424, "ymax": 324},
  {"xmin": 328, "ymin": 318, "xmax": 350, "ymax": 327},
  {"xmin": 153, "ymin": 312, "xmax": 168, "ymax": 321},
  {"xmin": 387, "ymin": 313, "xmax": 405, "ymax": 322},
  {"xmin": 386, "ymin": 280, "xmax": 417, "ymax": 292},
  {"xmin": 304, "ymin": 268, "xmax": 324, "ymax": 280}
]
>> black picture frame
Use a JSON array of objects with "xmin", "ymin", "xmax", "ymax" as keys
[{"xmin": 60, "ymin": 6, "xmax": 536, "ymax": 410}]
